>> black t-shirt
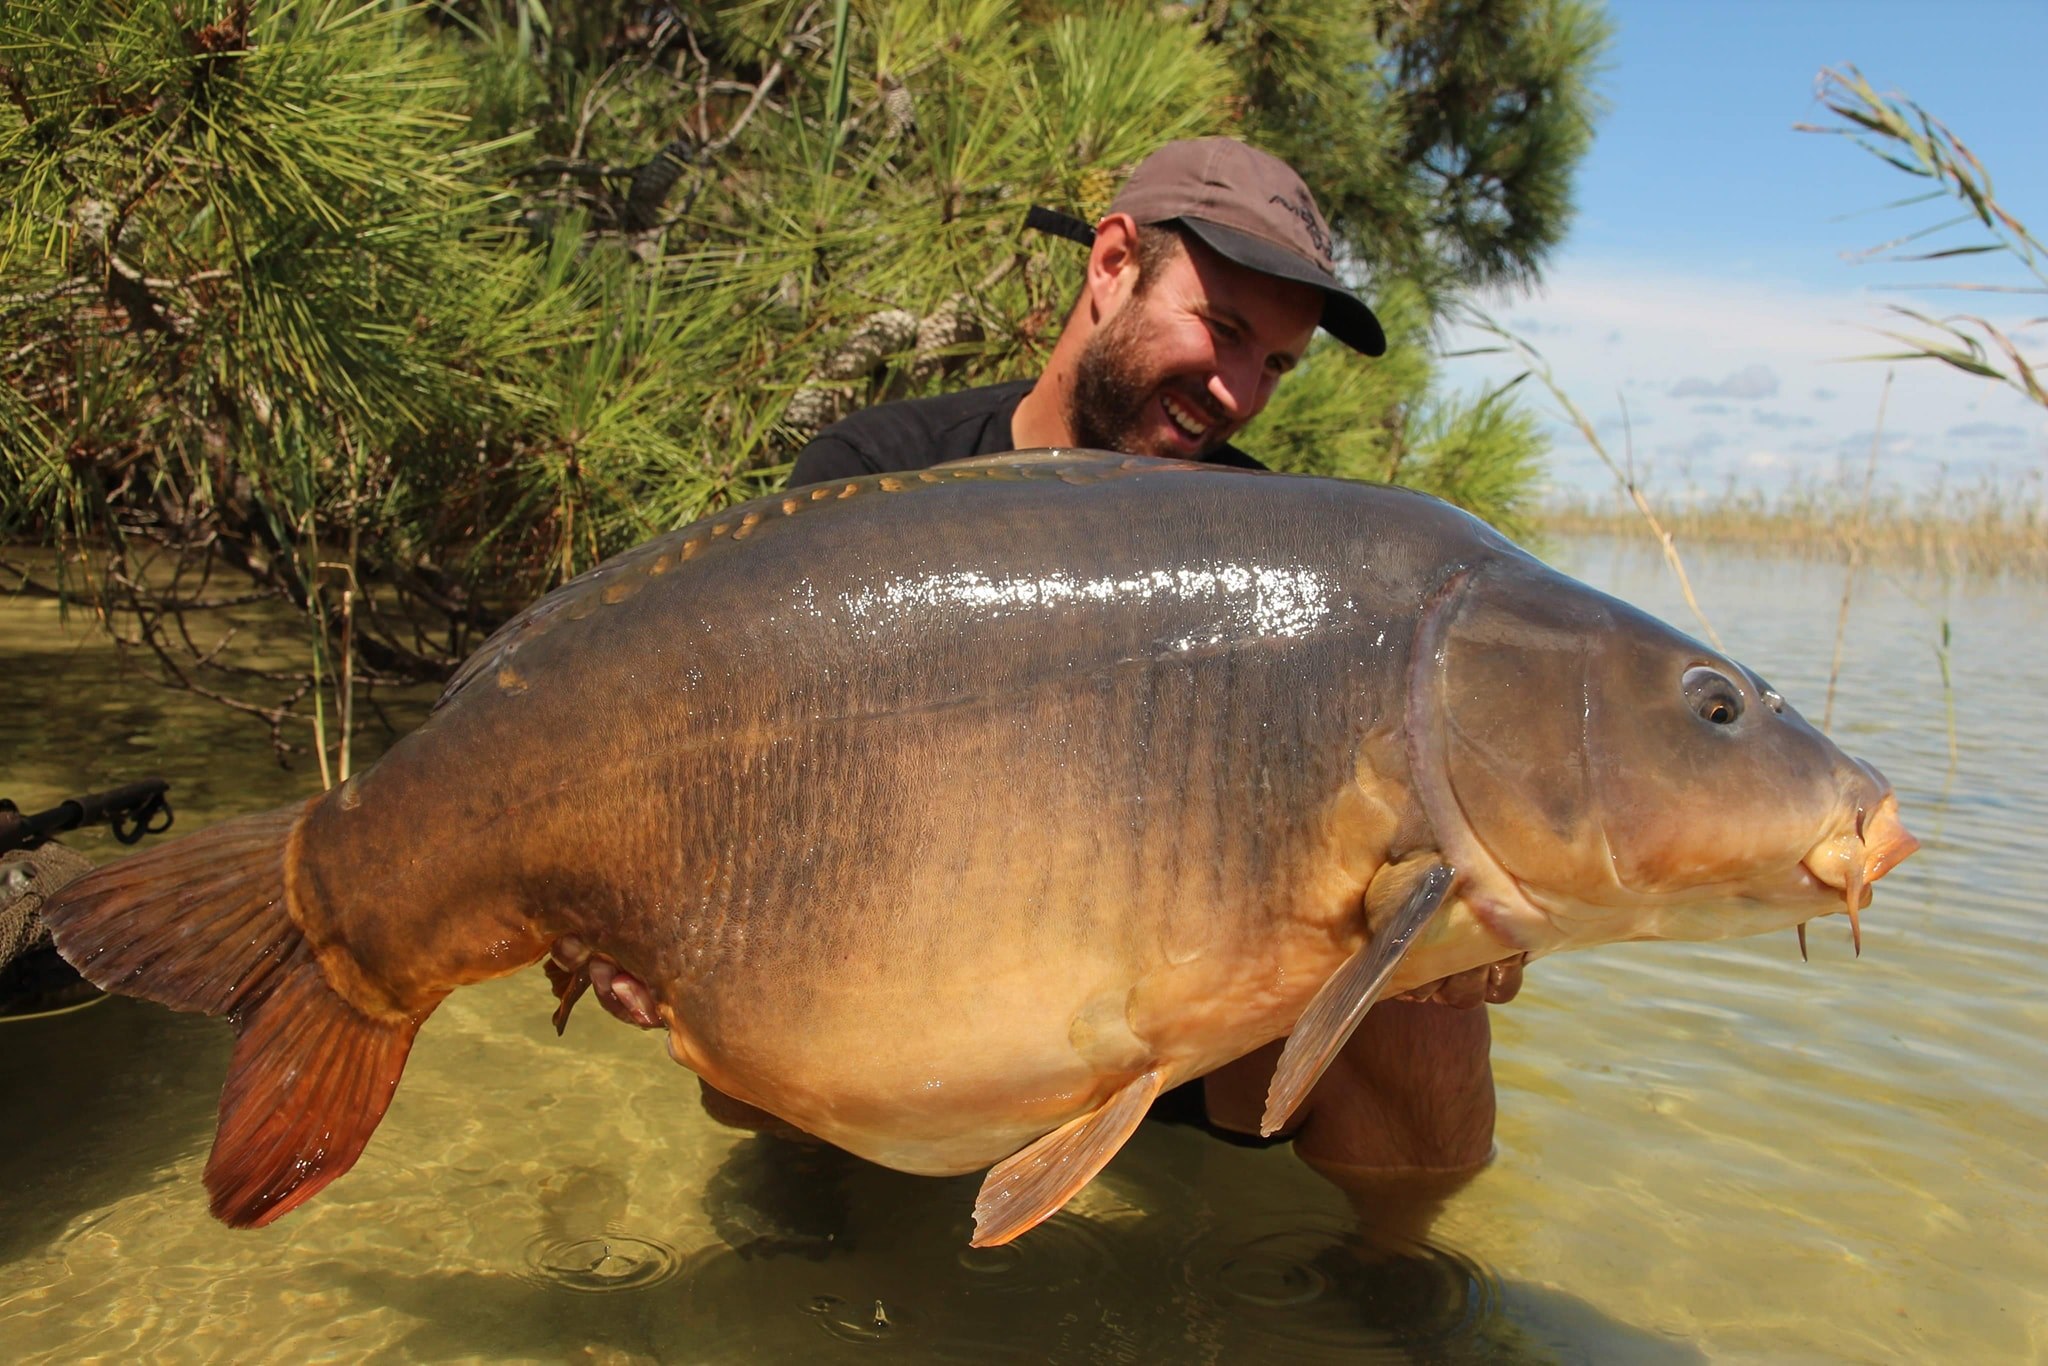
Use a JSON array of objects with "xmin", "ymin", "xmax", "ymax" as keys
[{"xmin": 788, "ymin": 380, "xmax": 1265, "ymax": 488}]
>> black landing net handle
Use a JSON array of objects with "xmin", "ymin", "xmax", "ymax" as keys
[
  {"xmin": 0, "ymin": 778, "xmax": 173, "ymax": 857},
  {"xmin": 1023, "ymin": 206, "xmax": 1098, "ymax": 248}
]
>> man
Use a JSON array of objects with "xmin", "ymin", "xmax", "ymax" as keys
[
  {"xmin": 791, "ymin": 137, "xmax": 1383, "ymax": 485},
  {"xmin": 752, "ymin": 138, "xmax": 1511, "ymax": 1211}
]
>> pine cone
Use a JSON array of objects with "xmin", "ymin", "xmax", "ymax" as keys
[
  {"xmin": 819, "ymin": 309, "xmax": 920, "ymax": 381},
  {"xmin": 1076, "ymin": 164, "xmax": 1117, "ymax": 222},
  {"xmin": 784, "ymin": 386, "xmax": 846, "ymax": 440},
  {"xmin": 909, "ymin": 295, "xmax": 985, "ymax": 385},
  {"xmin": 881, "ymin": 76, "xmax": 917, "ymax": 139}
]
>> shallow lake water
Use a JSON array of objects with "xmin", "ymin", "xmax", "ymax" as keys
[{"xmin": 0, "ymin": 535, "xmax": 2042, "ymax": 1364}]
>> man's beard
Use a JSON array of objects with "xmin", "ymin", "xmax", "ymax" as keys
[{"xmin": 1066, "ymin": 304, "xmax": 1218, "ymax": 458}]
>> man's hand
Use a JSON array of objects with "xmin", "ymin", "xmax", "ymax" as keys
[{"xmin": 1394, "ymin": 954, "xmax": 1525, "ymax": 1010}]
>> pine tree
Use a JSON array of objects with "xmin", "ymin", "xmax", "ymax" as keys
[{"xmin": 1, "ymin": 0, "xmax": 1607, "ymax": 763}]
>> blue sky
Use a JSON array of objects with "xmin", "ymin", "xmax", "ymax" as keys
[{"xmin": 1437, "ymin": 0, "xmax": 2048, "ymax": 498}]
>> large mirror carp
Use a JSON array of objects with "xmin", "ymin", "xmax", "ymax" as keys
[{"xmin": 43, "ymin": 452, "xmax": 1916, "ymax": 1246}]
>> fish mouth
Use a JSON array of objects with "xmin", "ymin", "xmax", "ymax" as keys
[{"xmin": 1795, "ymin": 790, "xmax": 1918, "ymax": 956}]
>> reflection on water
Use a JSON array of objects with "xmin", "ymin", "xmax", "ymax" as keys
[{"xmin": 1, "ymin": 536, "xmax": 2042, "ymax": 1361}]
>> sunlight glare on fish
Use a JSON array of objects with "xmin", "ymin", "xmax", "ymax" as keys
[{"xmin": 835, "ymin": 561, "xmax": 1340, "ymax": 649}]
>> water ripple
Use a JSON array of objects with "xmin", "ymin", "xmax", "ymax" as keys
[
  {"xmin": 1180, "ymin": 1211, "xmax": 1504, "ymax": 1361},
  {"xmin": 516, "ymin": 1232, "xmax": 681, "ymax": 1294}
]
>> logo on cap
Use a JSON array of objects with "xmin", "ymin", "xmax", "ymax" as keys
[{"xmin": 1268, "ymin": 190, "xmax": 1332, "ymax": 266}]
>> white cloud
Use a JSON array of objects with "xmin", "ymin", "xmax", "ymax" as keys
[
  {"xmin": 1946, "ymin": 420, "xmax": 2029, "ymax": 446},
  {"xmin": 1444, "ymin": 260, "xmax": 2047, "ymax": 494},
  {"xmin": 1672, "ymin": 364, "xmax": 1779, "ymax": 400}
]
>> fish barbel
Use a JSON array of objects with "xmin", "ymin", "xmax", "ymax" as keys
[{"xmin": 44, "ymin": 452, "xmax": 1916, "ymax": 1246}]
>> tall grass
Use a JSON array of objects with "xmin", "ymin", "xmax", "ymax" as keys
[{"xmin": 1539, "ymin": 473, "xmax": 2048, "ymax": 580}]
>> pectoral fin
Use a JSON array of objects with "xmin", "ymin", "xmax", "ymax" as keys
[
  {"xmin": 971, "ymin": 1069, "xmax": 1165, "ymax": 1247},
  {"xmin": 1259, "ymin": 861, "xmax": 1455, "ymax": 1136}
]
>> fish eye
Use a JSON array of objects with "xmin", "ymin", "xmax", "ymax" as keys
[{"xmin": 1682, "ymin": 666, "xmax": 1745, "ymax": 726}]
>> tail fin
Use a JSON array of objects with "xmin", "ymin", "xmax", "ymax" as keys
[{"xmin": 43, "ymin": 802, "xmax": 427, "ymax": 1227}]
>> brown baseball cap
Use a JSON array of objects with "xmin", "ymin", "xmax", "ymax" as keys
[{"xmin": 1111, "ymin": 137, "xmax": 1385, "ymax": 357}]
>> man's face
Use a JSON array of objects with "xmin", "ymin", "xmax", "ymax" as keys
[{"xmin": 1068, "ymin": 234, "xmax": 1322, "ymax": 460}]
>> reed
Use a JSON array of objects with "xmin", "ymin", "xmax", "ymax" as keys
[{"xmin": 1538, "ymin": 475, "xmax": 2048, "ymax": 580}]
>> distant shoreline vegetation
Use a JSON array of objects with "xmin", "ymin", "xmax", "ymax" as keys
[
  {"xmin": 1537, "ymin": 479, "xmax": 2048, "ymax": 578},
  {"xmin": 12, "ymin": 473, "xmax": 2042, "ymax": 581}
]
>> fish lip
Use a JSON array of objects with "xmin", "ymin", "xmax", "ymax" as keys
[
  {"xmin": 1798, "ymin": 791, "xmax": 1919, "ymax": 898},
  {"xmin": 1859, "ymin": 793, "xmax": 1921, "ymax": 881},
  {"xmin": 1794, "ymin": 790, "xmax": 1916, "ymax": 957}
]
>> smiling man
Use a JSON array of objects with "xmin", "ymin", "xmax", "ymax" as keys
[
  {"xmin": 789, "ymin": 137, "xmax": 1385, "ymax": 483},
  {"xmin": 775, "ymin": 138, "xmax": 1507, "ymax": 1222}
]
